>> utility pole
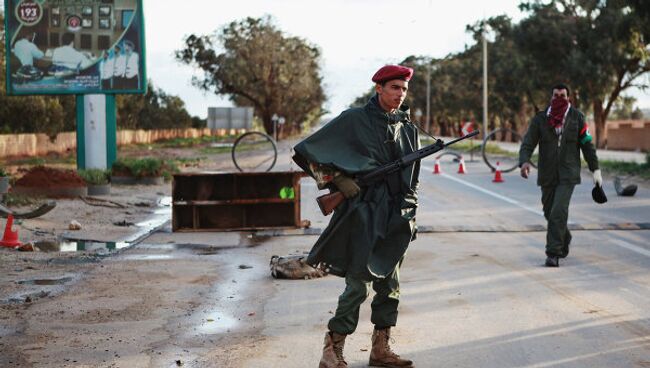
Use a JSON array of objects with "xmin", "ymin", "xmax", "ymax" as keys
[
  {"xmin": 482, "ymin": 29, "xmax": 488, "ymax": 140},
  {"xmin": 426, "ymin": 66, "xmax": 431, "ymax": 132}
]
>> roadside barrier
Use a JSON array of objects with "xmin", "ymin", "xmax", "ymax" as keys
[
  {"xmin": 493, "ymin": 161, "xmax": 504, "ymax": 183},
  {"xmin": 433, "ymin": 158, "xmax": 441, "ymax": 174},
  {"xmin": 0, "ymin": 214, "xmax": 22, "ymax": 248},
  {"xmin": 457, "ymin": 156, "xmax": 467, "ymax": 174}
]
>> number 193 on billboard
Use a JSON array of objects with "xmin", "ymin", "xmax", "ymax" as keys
[{"xmin": 4, "ymin": 0, "xmax": 147, "ymax": 95}]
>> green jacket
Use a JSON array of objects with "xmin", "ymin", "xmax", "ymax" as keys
[
  {"xmin": 293, "ymin": 95, "xmax": 420, "ymax": 280},
  {"xmin": 519, "ymin": 106, "xmax": 599, "ymax": 187}
]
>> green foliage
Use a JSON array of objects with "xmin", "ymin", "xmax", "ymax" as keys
[
  {"xmin": 610, "ymin": 96, "xmax": 645, "ymax": 120},
  {"xmin": 353, "ymin": 3, "xmax": 650, "ymax": 147},
  {"xmin": 191, "ymin": 116, "xmax": 207, "ymax": 129},
  {"xmin": 599, "ymin": 154, "xmax": 650, "ymax": 180},
  {"xmin": 0, "ymin": 154, "xmax": 74, "ymax": 167},
  {"xmin": 154, "ymin": 134, "xmax": 235, "ymax": 148},
  {"xmin": 173, "ymin": 157, "xmax": 205, "ymax": 168},
  {"xmin": 111, "ymin": 157, "xmax": 179, "ymax": 179},
  {"xmin": 116, "ymin": 80, "xmax": 194, "ymax": 130},
  {"xmin": 78, "ymin": 169, "xmax": 110, "ymax": 185},
  {"xmin": 0, "ymin": 192, "xmax": 42, "ymax": 207},
  {"xmin": 176, "ymin": 16, "xmax": 326, "ymax": 136},
  {"xmin": 0, "ymin": 167, "xmax": 8, "ymax": 177}
]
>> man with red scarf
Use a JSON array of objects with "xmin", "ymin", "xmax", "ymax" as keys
[{"xmin": 519, "ymin": 84, "xmax": 601, "ymax": 267}]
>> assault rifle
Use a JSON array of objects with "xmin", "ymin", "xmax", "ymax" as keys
[{"xmin": 316, "ymin": 130, "xmax": 480, "ymax": 216}]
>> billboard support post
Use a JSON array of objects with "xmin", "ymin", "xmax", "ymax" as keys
[{"xmin": 76, "ymin": 94, "xmax": 116, "ymax": 170}]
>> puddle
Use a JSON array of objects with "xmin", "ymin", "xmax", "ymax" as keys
[
  {"xmin": 55, "ymin": 196, "xmax": 172, "ymax": 253},
  {"xmin": 196, "ymin": 311, "xmax": 239, "ymax": 334},
  {"xmin": 120, "ymin": 254, "xmax": 173, "ymax": 261},
  {"xmin": 17, "ymin": 276, "xmax": 72, "ymax": 285},
  {"xmin": 56, "ymin": 240, "xmax": 130, "ymax": 252},
  {"xmin": 183, "ymin": 251, "xmax": 265, "ymax": 337}
]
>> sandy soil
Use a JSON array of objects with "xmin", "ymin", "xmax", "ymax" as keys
[{"xmin": 0, "ymin": 145, "xmax": 273, "ymax": 367}]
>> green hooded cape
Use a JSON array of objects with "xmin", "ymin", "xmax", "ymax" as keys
[{"xmin": 293, "ymin": 95, "xmax": 421, "ymax": 280}]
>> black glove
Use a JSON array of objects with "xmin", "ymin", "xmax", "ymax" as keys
[{"xmin": 332, "ymin": 175, "xmax": 360, "ymax": 199}]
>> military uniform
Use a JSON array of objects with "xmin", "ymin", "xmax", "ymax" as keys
[
  {"xmin": 519, "ymin": 106, "xmax": 599, "ymax": 258},
  {"xmin": 293, "ymin": 94, "xmax": 420, "ymax": 335}
]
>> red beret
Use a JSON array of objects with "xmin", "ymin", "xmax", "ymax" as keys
[{"xmin": 371, "ymin": 65, "xmax": 414, "ymax": 84}]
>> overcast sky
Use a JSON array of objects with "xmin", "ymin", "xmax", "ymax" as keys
[{"xmin": 145, "ymin": 0, "xmax": 650, "ymax": 119}]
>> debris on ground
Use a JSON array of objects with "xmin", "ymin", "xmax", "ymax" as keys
[
  {"xmin": 0, "ymin": 201, "xmax": 57, "ymax": 219},
  {"xmin": 17, "ymin": 243, "xmax": 36, "ymax": 252},
  {"xmin": 68, "ymin": 220, "xmax": 82, "ymax": 230},
  {"xmin": 133, "ymin": 201, "xmax": 153, "ymax": 207},
  {"xmin": 80, "ymin": 196, "xmax": 127, "ymax": 209},
  {"xmin": 269, "ymin": 255, "xmax": 328, "ymax": 280},
  {"xmin": 113, "ymin": 220, "xmax": 135, "ymax": 227},
  {"xmin": 614, "ymin": 176, "xmax": 638, "ymax": 197}
]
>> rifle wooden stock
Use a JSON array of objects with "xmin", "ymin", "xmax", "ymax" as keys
[{"xmin": 316, "ymin": 191, "xmax": 345, "ymax": 216}]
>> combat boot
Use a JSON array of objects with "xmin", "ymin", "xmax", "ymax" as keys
[
  {"xmin": 369, "ymin": 327, "xmax": 414, "ymax": 368},
  {"xmin": 319, "ymin": 331, "xmax": 348, "ymax": 368}
]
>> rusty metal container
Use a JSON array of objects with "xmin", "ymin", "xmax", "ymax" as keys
[{"xmin": 172, "ymin": 171, "xmax": 303, "ymax": 231}]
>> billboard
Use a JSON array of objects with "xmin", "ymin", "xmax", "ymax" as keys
[
  {"xmin": 208, "ymin": 107, "xmax": 254, "ymax": 130},
  {"xmin": 4, "ymin": 0, "xmax": 146, "ymax": 95}
]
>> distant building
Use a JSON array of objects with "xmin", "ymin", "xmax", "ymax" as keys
[{"xmin": 207, "ymin": 107, "xmax": 254, "ymax": 130}]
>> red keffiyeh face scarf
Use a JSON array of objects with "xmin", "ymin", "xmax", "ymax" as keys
[{"xmin": 548, "ymin": 96, "xmax": 569, "ymax": 128}]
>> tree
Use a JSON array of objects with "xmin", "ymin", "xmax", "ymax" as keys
[
  {"xmin": 117, "ymin": 80, "xmax": 193, "ymax": 130},
  {"xmin": 176, "ymin": 16, "xmax": 326, "ymax": 136},
  {"xmin": 515, "ymin": 0, "xmax": 650, "ymax": 147}
]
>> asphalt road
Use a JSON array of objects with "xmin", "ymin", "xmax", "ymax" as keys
[
  {"xmin": 4, "ymin": 138, "xmax": 648, "ymax": 368},
  {"xmin": 234, "ymin": 141, "xmax": 650, "ymax": 367}
]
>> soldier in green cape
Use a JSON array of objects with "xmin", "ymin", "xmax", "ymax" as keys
[
  {"xmin": 519, "ymin": 84, "xmax": 601, "ymax": 268},
  {"xmin": 293, "ymin": 65, "xmax": 419, "ymax": 368}
]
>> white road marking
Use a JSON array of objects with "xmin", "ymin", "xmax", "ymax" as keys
[
  {"xmin": 423, "ymin": 164, "xmax": 650, "ymax": 259},
  {"xmin": 421, "ymin": 165, "xmax": 544, "ymax": 217},
  {"xmin": 611, "ymin": 238, "xmax": 650, "ymax": 258}
]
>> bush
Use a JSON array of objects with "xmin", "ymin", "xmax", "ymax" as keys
[
  {"xmin": 0, "ymin": 167, "xmax": 8, "ymax": 177},
  {"xmin": 78, "ymin": 169, "xmax": 110, "ymax": 185},
  {"xmin": 111, "ymin": 158, "xmax": 179, "ymax": 180}
]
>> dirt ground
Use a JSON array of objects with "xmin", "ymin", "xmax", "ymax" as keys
[
  {"xmin": 1, "ymin": 138, "xmax": 646, "ymax": 367},
  {"xmin": 0, "ymin": 142, "xmax": 277, "ymax": 367}
]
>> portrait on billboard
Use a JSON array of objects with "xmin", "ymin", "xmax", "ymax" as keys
[
  {"xmin": 98, "ymin": 5, "xmax": 111, "ymax": 16},
  {"xmin": 98, "ymin": 18, "xmax": 111, "ymax": 29},
  {"xmin": 4, "ymin": 0, "xmax": 146, "ymax": 95}
]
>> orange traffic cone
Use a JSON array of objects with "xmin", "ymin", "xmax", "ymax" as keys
[
  {"xmin": 0, "ymin": 214, "xmax": 22, "ymax": 248},
  {"xmin": 457, "ymin": 156, "xmax": 466, "ymax": 174},
  {"xmin": 493, "ymin": 161, "xmax": 504, "ymax": 183},
  {"xmin": 433, "ymin": 158, "xmax": 442, "ymax": 174}
]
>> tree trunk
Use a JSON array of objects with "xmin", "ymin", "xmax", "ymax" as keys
[
  {"xmin": 440, "ymin": 119, "xmax": 448, "ymax": 137},
  {"xmin": 592, "ymin": 99, "xmax": 607, "ymax": 149},
  {"xmin": 510, "ymin": 115, "xmax": 518, "ymax": 142},
  {"xmin": 261, "ymin": 111, "xmax": 273, "ymax": 136}
]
